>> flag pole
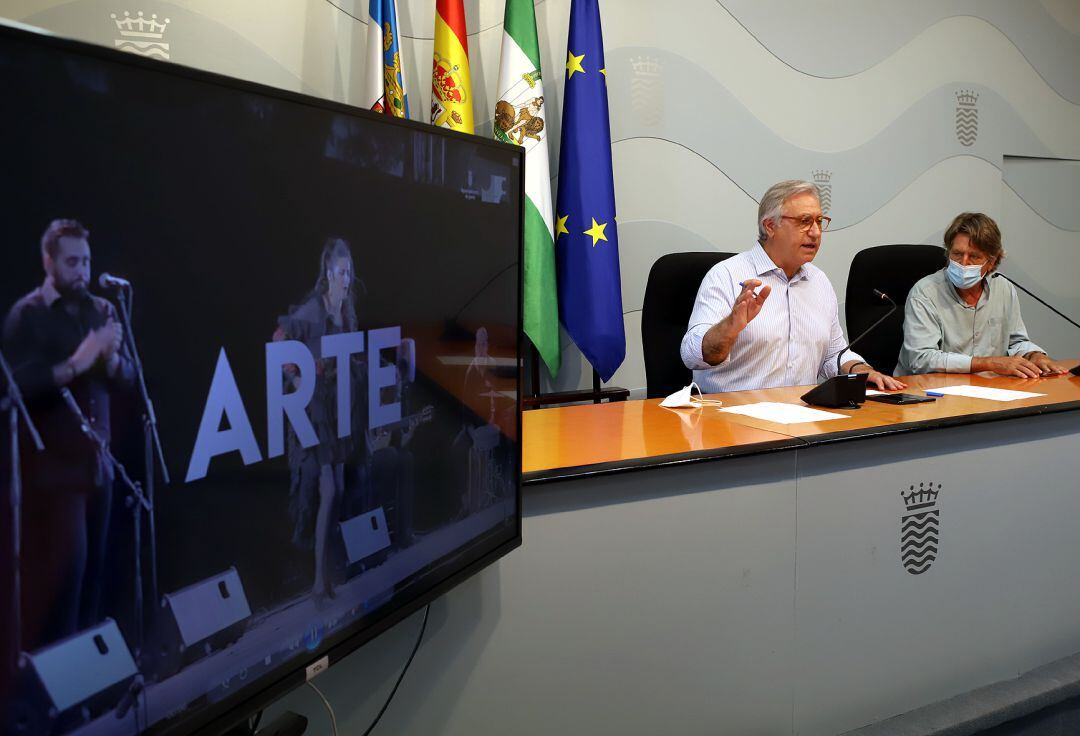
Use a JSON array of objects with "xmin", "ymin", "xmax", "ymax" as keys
[{"xmin": 521, "ymin": 338, "xmax": 628, "ymax": 408}]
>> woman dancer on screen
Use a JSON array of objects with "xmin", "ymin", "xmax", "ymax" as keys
[{"xmin": 274, "ymin": 237, "xmax": 359, "ymax": 603}]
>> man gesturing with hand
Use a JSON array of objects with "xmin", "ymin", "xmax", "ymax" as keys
[{"xmin": 681, "ymin": 180, "xmax": 905, "ymax": 393}]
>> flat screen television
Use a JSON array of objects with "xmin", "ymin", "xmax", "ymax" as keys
[{"xmin": 0, "ymin": 20, "xmax": 522, "ymax": 736}]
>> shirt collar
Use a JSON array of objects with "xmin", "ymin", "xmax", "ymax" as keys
[
  {"xmin": 41, "ymin": 278, "xmax": 62, "ymax": 307},
  {"xmin": 749, "ymin": 243, "xmax": 810, "ymax": 283}
]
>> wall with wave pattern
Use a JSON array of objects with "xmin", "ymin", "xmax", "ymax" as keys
[
  {"xmin": 7, "ymin": 0, "xmax": 1080, "ymax": 395},
  {"xmin": 4, "ymin": 2, "xmax": 1080, "ymax": 734}
]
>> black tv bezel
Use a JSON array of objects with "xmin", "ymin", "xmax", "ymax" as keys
[{"xmin": 0, "ymin": 19, "xmax": 525, "ymax": 736}]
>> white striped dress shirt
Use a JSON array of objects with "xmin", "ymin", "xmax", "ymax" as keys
[{"xmin": 680, "ymin": 244, "xmax": 863, "ymax": 393}]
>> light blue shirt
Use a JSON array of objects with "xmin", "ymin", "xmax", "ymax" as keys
[
  {"xmin": 680, "ymin": 244, "xmax": 862, "ymax": 393},
  {"xmin": 896, "ymin": 269, "xmax": 1043, "ymax": 375}
]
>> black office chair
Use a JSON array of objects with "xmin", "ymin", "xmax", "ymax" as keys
[
  {"xmin": 641, "ymin": 251, "xmax": 736, "ymax": 399},
  {"xmin": 845, "ymin": 244, "xmax": 945, "ymax": 375}
]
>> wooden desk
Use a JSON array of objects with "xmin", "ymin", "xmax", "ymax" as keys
[
  {"xmin": 522, "ymin": 398, "xmax": 800, "ymax": 481},
  {"xmin": 427, "ymin": 367, "xmax": 1080, "ymax": 735},
  {"xmin": 507, "ymin": 365, "xmax": 1080, "ymax": 734},
  {"xmin": 524, "ymin": 368, "xmax": 1080, "ymax": 481}
]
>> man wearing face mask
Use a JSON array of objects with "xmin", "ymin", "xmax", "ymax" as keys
[
  {"xmin": 681, "ymin": 180, "xmax": 906, "ymax": 392},
  {"xmin": 896, "ymin": 212, "xmax": 1069, "ymax": 377},
  {"xmin": 2, "ymin": 218, "xmax": 134, "ymax": 650}
]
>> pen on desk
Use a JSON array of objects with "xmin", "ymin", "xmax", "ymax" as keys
[{"xmin": 925, "ymin": 391, "xmax": 945, "ymax": 397}]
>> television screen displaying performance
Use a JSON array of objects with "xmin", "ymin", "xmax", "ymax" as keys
[{"xmin": 0, "ymin": 22, "xmax": 522, "ymax": 736}]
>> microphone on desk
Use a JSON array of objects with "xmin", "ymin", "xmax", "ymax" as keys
[
  {"xmin": 802, "ymin": 289, "xmax": 898, "ymax": 409},
  {"xmin": 991, "ymin": 273, "xmax": 1080, "ymax": 376}
]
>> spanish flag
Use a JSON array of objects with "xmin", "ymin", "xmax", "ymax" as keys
[{"xmin": 430, "ymin": 0, "xmax": 474, "ymax": 133}]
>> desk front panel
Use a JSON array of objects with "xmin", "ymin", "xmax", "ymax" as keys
[{"xmin": 793, "ymin": 410, "xmax": 1080, "ymax": 735}]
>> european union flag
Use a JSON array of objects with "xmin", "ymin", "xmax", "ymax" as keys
[{"xmin": 555, "ymin": 0, "xmax": 625, "ymax": 382}]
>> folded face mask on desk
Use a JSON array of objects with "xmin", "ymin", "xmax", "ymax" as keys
[{"xmin": 660, "ymin": 382, "xmax": 724, "ymax": 409}]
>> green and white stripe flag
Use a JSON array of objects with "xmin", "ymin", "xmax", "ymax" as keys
[{"xmin": 495, "ymin": 0, "xmax": 560, "ymax": 376}]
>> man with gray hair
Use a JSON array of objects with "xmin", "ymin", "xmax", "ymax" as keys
[{"xmin": 680, "ymin": 180, "xmax": 905, "ymax": 393}]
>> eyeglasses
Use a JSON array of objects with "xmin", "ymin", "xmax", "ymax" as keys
[
  {"xmin": 781, "ymin": 214, "xmax": 831, "ymax": 232},
  {"xmin": 948, "ymin": 250, "xmax": 989, "ymax": 266}
]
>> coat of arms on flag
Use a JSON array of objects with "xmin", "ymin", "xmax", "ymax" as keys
[
  {"xmin": 494, "ymin": 72, "xmax": 545, "ymax": 152},
  {"xmin": 431, "ymin": 53, "xmax": 468, "ymax": 129},
  {"xmin": 364, "ymin": 0, "xmax": 409, "ymax": 119},
  {"xmin": 430, "ymin": 0, "xmax": 474, "ymax": 133},
  {"xmin": 379, "ymin": 24, "xmax": 407, "ymax": 117}
]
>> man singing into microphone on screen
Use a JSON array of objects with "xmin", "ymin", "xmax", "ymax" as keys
[
  {"xmin": 681, "ymin": 179, "xmax": 905, "ymax": 393},
  {"xmin": 1, "ymin": 218, "xmax": 134, "ymax": 651},
  {"xmin": 896, "ymin": 212, "xmax": 1069, "ymax": 378}
]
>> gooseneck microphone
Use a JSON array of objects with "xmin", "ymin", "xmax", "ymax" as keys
[
  {"xmin": 834, "ymin": 289, "xmax": 898, "ymax": 376},
  {"xmin": 98, "ymin": 272, "xmax": 132, "ymax": 291},
  {"xmin": 992, "ymin": 273, "xmax": 1080, "ymax": 330},
  {"xmin": 992, "ymin": 272, "xmax": 1080, "ymax": 376},
  {"xmin": 804, "ymin": 289, "xmax": 897, "ymax": 409}
]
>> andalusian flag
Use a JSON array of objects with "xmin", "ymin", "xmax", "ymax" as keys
[
  {"xmin": 430, "ymin": 0, "xmax": 474, "ymax": 133},
  {"xmin": 495, "ymin": 0, "xmax": 559, "ymax": 375},
  {"xmin": 555, "ymin": 0, "xmax": 625, "ymax": 381},
  {"xmin": 363, "ymin": 0, "xmax": 410, "ymax": 118}
]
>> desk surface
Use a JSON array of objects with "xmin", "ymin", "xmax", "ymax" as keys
[{"xmin": 523, "ymin": 367, "xmax": 1080, "ymax": 483}]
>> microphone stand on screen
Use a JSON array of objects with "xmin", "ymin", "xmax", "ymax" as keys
[
  {"xmin": 99, "ymin": 273, "xmax": 170, "ymax": 654},
  {"xmin": 992, "ymin": 273, "xmax": 1080, "ymax": 377},
  {"xmin": 1, "ymin": 347, "xmax": 45, "ymax": 673},
  {"xmin": 60, "ymin": 388, "xmax": 152, "ymax": 653},
  {"xmin": 801, "ymin": 289, "xmax": 897, "ymax": 409}
]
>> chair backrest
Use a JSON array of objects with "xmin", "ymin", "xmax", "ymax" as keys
[
  {"xmin": 641, "ymin": 251, "xmax": 736, "ymax": 399},
  {"xmin": 845, "ymin": 244, "xmax": 945, "ymax": 375}
]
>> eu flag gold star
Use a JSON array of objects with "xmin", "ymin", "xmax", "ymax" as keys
[
  {"xmin": 556, "ymin": 214, "xmax": 570, "ymax": 240},
  {"xmin": 566, "ymin": 51, "xmax": 586, "ymax": 79},
  {"xmin": 584, "ymin": 218, "xmax": 608, "ymax": 246}
]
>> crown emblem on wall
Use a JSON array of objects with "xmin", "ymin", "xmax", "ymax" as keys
[
  {"xmin": 631, "ymin": 55, "xmax": 663, "ymax": 128},
  {"xmin": 954, "ymin": 88, "xmax": 979, "ymax": 147},
  {"xmin": 111, "ymin": 10, "xmax": 171, "ymax": 59},
  {"xmin": 631, "ymin": 55, "xmax": 660, "ymax": 77},
  {"xmin": 955, "ymin": 89, "xmax": 979, "ymax": 107},
  {"xmin": 812, "ymin": 170, "xmax": 833, "ymax": 214},
  {"xmin": 899, "ymin": 481, "xmax": 941, "ymax": 575}
]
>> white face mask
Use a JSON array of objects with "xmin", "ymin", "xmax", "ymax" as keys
[
  {"xmin": 660, "ymin": 382, "xmax": 724, "ymax": 409},
  {"xmin": 946, "ymin": 260, "xmax": 985, "ymax": 290}
]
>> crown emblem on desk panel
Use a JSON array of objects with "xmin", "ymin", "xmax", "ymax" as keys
[
  {"xmin": 630, "ymin": 55, "xmax": 663, "ymax": 128},
  {"xmin": 955, "ymin": 89, "xmax": 978, "ymax": 147},
  {"xmin": 900, "ymin": 482, "xmax": 941, "ymax": 575},
  {"xmin": 111, "ymin": 10, "xmax": 171, "ymax": 59},
  {"xmin": 812, "ymin": 170, "xmax": 832, "ymax": 213}
]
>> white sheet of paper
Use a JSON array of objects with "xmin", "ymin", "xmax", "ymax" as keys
[
  {"xmin": 719, "ymin": 402, "xmax": 850, "ymax": 424},
  {"xmin": 864, "ymin": 389, "xmax": 885, "ymax": 396},
  {"xmin": 924, "ymin": 385, "xmax": 1045, "ymax": 402}
]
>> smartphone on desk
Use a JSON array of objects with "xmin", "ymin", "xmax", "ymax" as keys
[{"xmin": 866, "ymin": 393, "xmax": 936, "ymax": 405}]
